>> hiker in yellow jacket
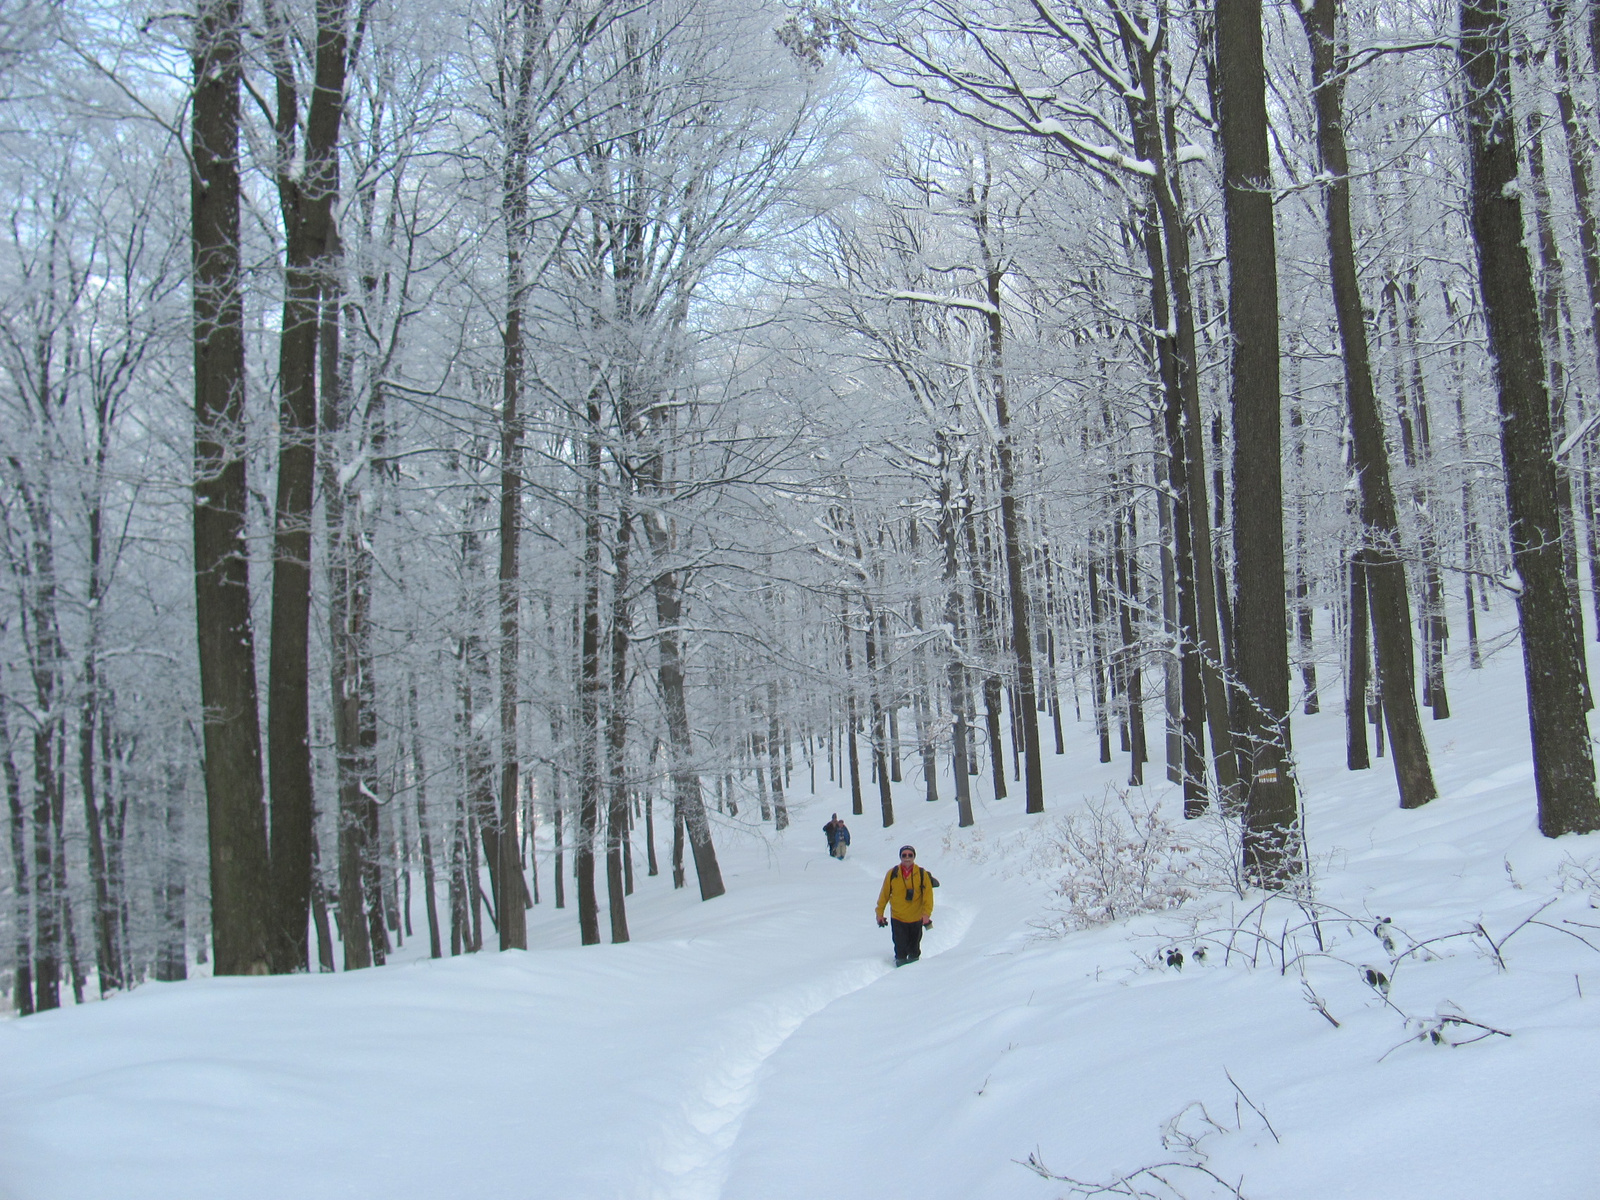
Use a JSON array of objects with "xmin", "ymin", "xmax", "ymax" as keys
[{"xmin": 876, "ymin": 845, "xmax": 934, "ymax": 966}]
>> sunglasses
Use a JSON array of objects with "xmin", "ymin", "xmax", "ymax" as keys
[{"xmin": 900, "ymin": 852, "xmax": 915, "ymax": 859}]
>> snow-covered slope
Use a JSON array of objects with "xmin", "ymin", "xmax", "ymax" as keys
[{"xmin": 4, "ymin": 627, "xmax": 1599, "ymax": 1200}]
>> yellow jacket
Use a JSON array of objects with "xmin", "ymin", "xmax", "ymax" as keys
[{"xmin": 876, "ymin": 864, "xmax": 935, "ymax": 924}]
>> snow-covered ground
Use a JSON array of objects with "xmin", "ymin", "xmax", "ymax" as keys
[{"xmin": 5, "ymin": 622, "xmax": 1600, "ymax": 1200}]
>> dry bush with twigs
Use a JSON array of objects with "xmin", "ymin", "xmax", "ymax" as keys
[{"xmin": 1028, "ymin": 788, "xmax": 1243, "ymax": 934}]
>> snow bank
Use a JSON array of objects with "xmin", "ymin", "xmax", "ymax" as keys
[{"xmin": 4, "ymin": 624, "xmax": 1599, "ymax": 1199}]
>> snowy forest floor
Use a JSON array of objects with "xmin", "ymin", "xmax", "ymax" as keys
[{"xmin": 5, "ymin": 617, "xmax": 1600, "ymax": 1199}]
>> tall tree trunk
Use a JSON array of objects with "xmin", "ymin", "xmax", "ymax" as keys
[
  {"xmin": 157, "ymin": 764, "xmax": 190, "ymax": 981},
  {"xmin": 1289, "ymin": 403, "xmax": 1320, "ymax": 714},
  {"xmin": 962, "ymin": 465, "xmax": 1008, "ymax": 802},
  {"xmin": 606, "ymin": 503, "xmax": 633, "ymax": 943},
  {"xmin": 906, "ymin": 517, "xmax": 940, "ymax": 802},
  {"xmin": 2, "ymin": 684, "xmax": 33, "ymax": 1012},
  {"xmin": 971, "ymin": 186, "xmax": 1044, "ymax": 813},
  {"xmin": 1115, "ymin": 497, "xmax": 1148, "ymax": 785},
  {"xmin": 1117, "ymin": 46, "xmax": 1213, "ymax": 815},
  {"xmin": 1087, "ymin": 547, "xmax": 1113, "ymax": 765},
  {"xmin": 409, "ymin": 678, "xmax": 442, "ymax": 959},
  {"xmin": 325, "ymin": 300, "xmax": 372, "ymax": 972},
  {"xmin": 1218, "ymin": 0, "xmax": 1297, "ymax": 879},
  {"xmin": 1041, "ymin": 536, "xmax": 1067, "ymax": 756},
  {"xmin": 1461, "ymin": 0, "xmax": 1600, "ymax": 836},
  {"xmin": 1347, "ymin": 552, "xmax": 1372, "ymax": 770},
  {"xmin": 841, "ymin": 595, "xmax": 864, "ymax": 817},
  {"xmin": 767, "ymin": 680, "xmax": 789, "ymax": 830},
  {"xmin": 576, "ymin": 406, "xmax": 603, "ymax": 944},
  {"xmin": 1549, "ymin": 0, "xmax": 1600, "ymax": 394},
  {"xmin": 79, "ymin": 476, "xmax": 121, "ymax": 994},
  {"xmin": 495, "ymin": 0, "xmax": 538, "ymax": 955},
  {"xmin": 1299, "ymin": 0, "xmax": 1437, "ymax": 808},
  {"xmin": 641, "ymin": 513, "xmax": 725, "ymax": 901},
  {"xmin": 192, "ymin": 0, "xmax": 270, "ymax": 976},
  {"xmin": 861, "ymin": 591, "xmax": 894, "ymax": 827},
  {"xmin": 1153, "ymin": 412, "xmax": 1182, "ymax": 785},
  {"xmin": 1385, "ymin": 279, "xmax": 1455, "ymax": 721},
  {"xmin": 264, "ymin": 0, "xmax": 350, "ymax": 976},
  {"xmin": 1519, "ymin": 88, "xmax": 1590, "ymax": 708}
]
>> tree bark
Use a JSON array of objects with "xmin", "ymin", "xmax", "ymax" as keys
[
  {"xmin": 972, "ymin": 198, "xmax": 1044, "ymax": 813},
  {"xmin": 1115, "ymin": 31, "xmax": 1218, "ymax": 815},
  {"xmin": 640, "ymin": 497, "xmax": 724, "ymax": 901},
  {"xmin": 1217, "ymin": 0, "xmax": 1296, "ymax": 880},
  {"xmin": 409, "ymin": 678, "xmax": 442, "ymax": 959},
  {"xmin": 577, "ymin": 407, "xmax": 603, "ymax": 942},
  {"xmin": 264, "ymin": 0, "xmax": 350, "ymax": 976},
  {"xmin": 495, "ymin": 0, "xmax": 538, "ymax": 955},
  {"xmin": 192, "ymin": 0, "xmax": 270, "ymax": 976},
  {"xmin": 841, "ymin": 594, "xmax": 864, "ymax": 816},
  {"xmin": 2, "ymin": 684, "xmax": 32, "ymax": 1012},
  {"xmin": 606, "ymin": 501, "xmax": 633, "ymax": 943},
  {"xmin": 1347, "ymin": 552, "xmax": 1371, "ymax": 770},
  {"xmin": 1461, "ymin": 0, "xmax": 1600, "ymax": 835},
  {"xmin": 1299, "ymin": 0, "xmax": 1436, "ymax": 808},
  {"xmin": 935, "ymin": 439, "xmax": 974, "ymax": 826}
]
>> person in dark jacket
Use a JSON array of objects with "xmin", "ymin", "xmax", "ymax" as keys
[
  {"xmin": 875, "ymin": 845, "xmax": 934, "ymax": 965},
  {"xmin": 823, "ymin": 814, "xmax": 850, "ymax": 859}
]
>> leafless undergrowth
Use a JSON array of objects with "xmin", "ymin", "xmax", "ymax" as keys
[{"xmin": 1020, "ymin": 1083, "xmax": 1270, "ymax": 1199}]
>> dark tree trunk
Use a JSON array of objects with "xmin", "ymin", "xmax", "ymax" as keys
[
  {"xmin": 325, "ymin": 298, "xmax": 373, "ymax": 972},
  {"xmin": 409, "ymin": 679, "xmax": 442, "ymax": 959},
  {"xmin": 1289, "ymin": 405, "xmax": 1320, "ymax": 715},
  {"xmin": 495, "ymin": 0, "xmax": 539, "ymax": 955},
  {"xmin": 1115, "ymin": 499, "xmax": 1148, "ymax": 785},
  {"xmin": 2, "ymin": 687, "xmax": 33, "ymax": 1012},
  {"xmin": 963, "ymin": 474, "xmax": 1008, "ymax": 802},
  {"xmin": 862, "ymin": 593, "xmax": 895, "ymax": 828},
  {"xmin": 1461, "ymin": 0, "xmax": 1600, "ymax": 835},
  {"xmin": 841, "ymin": 596, "xmax": 864, "ymax": 816},
  {"xmin": 1518, "ymin": 84, "xmax": 1590, "ymax": 711},
  {"xmin": 577, "ymin": 411, "xmax": 603, "ymax": 943},
  {"xmin": 1116, "ymin": 40, "xmax": 1215, "ymax": 815},
  {"xmin": 1153, "ymin": 413, "xmax": 1182, "ymax": 785},
  {"xmin": 767, "ymin": 680, "xmax": 789, "ymax": 830},
  {"xmin": 1218, "ymin": 0, "xmax": 1297, "ymax": 878},
  {"xmin": 905, "ymin": 518, "xmax": 940, "ymax": 802},
  {"xmin": 156, "ymin": 767, "xmax": 190, "ymax": 982},
  {"xmin": 192, "ymin": 0, "xmax": 270, "ymax": 976},
  {"xmin": 641, "ymin": 509, "xmax": 725, "ymax": 902},
  {"xmin": 1549, "ymin": 0, "xmax": 1600, "ymax": 388},
  {"xmin": 936, "ymin": 447, "xmax": 974, "ymax": 825},
  {"xmin": 79, "ymin": 504, "xmax": 121, "ymax": 994},
  {"xmin": 606, "ymin": 504, "xmax": 633, "ymax": 943},
  {"xmin": 1299, "ymin": 0, "xmax": 1437, "ymax": 807},
  {"xmin": 1087, "ymin": 548, "xmax": 1113, "ymax": 764},
  {"xmin": 1347, "ymin": 552, "xmax": 1372, "ymax": 770},
  {"xmin": 974, "ymin": 216, "xmax": 1045, "ymax": 812},
  {"xmin": 264, "ymin": 0, "xmax": 350, "ymax": 976}
]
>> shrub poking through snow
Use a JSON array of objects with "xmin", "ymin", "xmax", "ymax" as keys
[
  {"xmin": 1036, "ymin": 788, "xmax": 1205, "ymax": 931},
  {"xmin": 1557, "ymin": 854, "xmax": 1600, "ymax": 901},
  {"xmin": 1021, "ymin": 1087, "xmax": 1265, "ymax": 1198}
]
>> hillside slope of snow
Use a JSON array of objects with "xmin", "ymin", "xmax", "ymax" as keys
[{"xmin": 4, "ymin": 629, "xmax": 1599, "ymax": 1200}]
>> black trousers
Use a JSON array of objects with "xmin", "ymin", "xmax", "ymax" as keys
[{"xmin": 890, "ymin": 918, "xmax": 924, "ymax": 962}]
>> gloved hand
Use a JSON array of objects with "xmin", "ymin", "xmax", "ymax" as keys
[{"xmin": 877, "ymin": 916, "xmax": 887, "ymax": 927}]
